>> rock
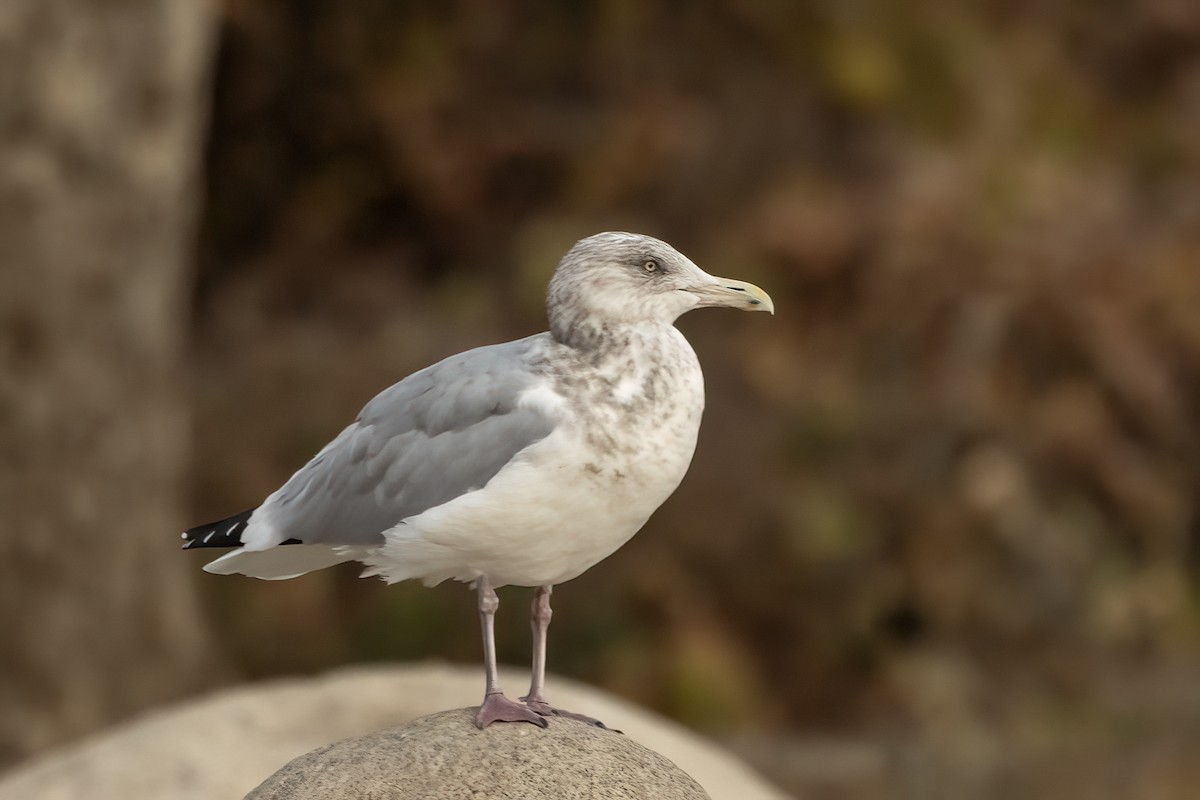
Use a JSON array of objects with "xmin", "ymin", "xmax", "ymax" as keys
[
  {"xmin": 0, "ymin": 664, "xmax": 788, "ymax": 800},
  {"xmin": 246, "ymin": 707, "xmax": 710, "ymax": 799}
]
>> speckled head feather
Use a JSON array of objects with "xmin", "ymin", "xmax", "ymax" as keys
[{"xmin": 546, "ymin": 232, "xmax": 712, "ymax": 347}]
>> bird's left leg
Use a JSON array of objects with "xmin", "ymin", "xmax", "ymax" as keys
[{"xmin": 520, "ymin": 584, "xmax": 616, "ymax": 730}]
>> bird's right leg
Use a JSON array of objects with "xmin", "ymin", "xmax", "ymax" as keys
[
  {"xmin": 520, "ymin": 584, "xmax": 615, "ymax": 730},
  {"xmin": 474, "ymin": 576, "xmax": 547, "ymax": 729},
  {"xmin": 520, "ymin": 585, "xmax": 554, "ymax": 716}
]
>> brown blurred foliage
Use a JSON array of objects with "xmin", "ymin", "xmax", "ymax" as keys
[{"xmin": 183, "ymin": 1, "xmax": 1200, "ymax": 797}]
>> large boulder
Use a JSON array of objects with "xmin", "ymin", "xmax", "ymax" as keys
[
  {"xmin": 247, "ymin": 707, "xmax": 709, "ymax": 799},
  {"xmin": 0, "ymin": 664, "xmax": 787, "ymax": 800}
]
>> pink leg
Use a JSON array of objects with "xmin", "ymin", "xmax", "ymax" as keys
[
  {"xmin": 474, "ymin": 577, "xmax": 546, "ymax": 729},
  {"xmin": 520, "ymin": 585, "xmax": 554, "ymax": 716},
  {"xmin": 520, "ymin": 585, "xmax": 617, "ymax": 731}
]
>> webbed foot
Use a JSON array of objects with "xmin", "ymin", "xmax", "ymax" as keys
[
  {"xmin": 520, "ymin": 694, "xmax": 620, "ymax": 732},
  {"xmin": 476, "ymin": 691, "xmax": 549, "ymax": 729}
]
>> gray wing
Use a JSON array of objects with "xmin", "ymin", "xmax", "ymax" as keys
[{"xmin": 260, "ymin": 333, "xmax": 557, "ymax": 546}]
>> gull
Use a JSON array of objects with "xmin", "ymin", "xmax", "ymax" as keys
[{"xmin": 183, "ymin": 232, "xmax": 773, "ymax": 728}]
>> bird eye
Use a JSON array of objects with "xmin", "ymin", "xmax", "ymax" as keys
[{"xmin": 642, "ymin": 259, "xmax": 660, "ymax": 274}]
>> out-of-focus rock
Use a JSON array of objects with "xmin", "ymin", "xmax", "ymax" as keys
[{"xmin": 0, "ymin": 664, "xmax": 789, "ymax": 800}]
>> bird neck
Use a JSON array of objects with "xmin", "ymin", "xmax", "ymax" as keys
[{"xmin": 552, "ymin": 319, "xmax": 668, "ymax": 362}]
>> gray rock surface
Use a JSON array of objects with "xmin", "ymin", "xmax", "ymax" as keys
[
  {"xmin": 247, "ymin": 707, "xmax": 710, "ymax": 800},
  {"xmin": 0, "ymin": 664, "xmax": 788, "ymax": 800}
]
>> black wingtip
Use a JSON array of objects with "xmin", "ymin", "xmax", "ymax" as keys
[{"xmin": 181, "ymin": 508, "xmax": 255, "ymax": 550}]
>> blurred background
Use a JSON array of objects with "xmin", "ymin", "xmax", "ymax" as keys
[{"xmin": 3, "ymin": 1, "xmax": 1200, "ymax": 797}]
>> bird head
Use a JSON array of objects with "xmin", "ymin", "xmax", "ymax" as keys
[{"xmin": 547, "ymin": 232, "xmax": 773, "ymax": 345}]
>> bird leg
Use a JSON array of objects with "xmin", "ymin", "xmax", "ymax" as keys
[
  {"xmin": 520, "ymin": 585, "xmax": 616, "ymax": 731},
  {"xmin": 520, "ymin": 585, "xmax": 554, "ymax": 715},
  {"xmin": 474, "ymin": 577, "xmax": 547, "ymax": 729}
]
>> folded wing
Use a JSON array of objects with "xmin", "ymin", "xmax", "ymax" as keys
[{"xmin": 191, "ymin": 335, "xmax": 558, "ymax": 578}]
